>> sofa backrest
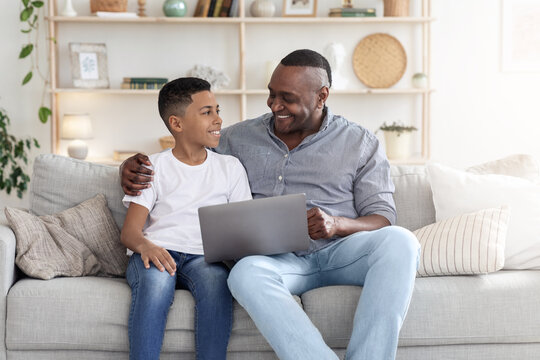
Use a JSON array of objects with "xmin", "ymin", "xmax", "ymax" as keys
[
  {"xmin": 30, "ymin": 154, "xmax": 126, "ymax": 228},
  {"xmin": 29, "ymin": 154, "xmax": 436, "ymax": 232}
]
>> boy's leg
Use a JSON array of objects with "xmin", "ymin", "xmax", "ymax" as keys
[
  {"xmin": 126, "ymin": 253, "xmax": 177, "ymax": 360},
  {"xmin": 178, "ymin": 255, "xmax": 232, "ymax": 360}
]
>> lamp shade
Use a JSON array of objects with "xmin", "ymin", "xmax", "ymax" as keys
[{"xmin": 61, "ymin": 114, "xmax": 93, "ymax": 140}]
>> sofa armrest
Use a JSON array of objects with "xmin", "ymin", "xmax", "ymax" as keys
[{"xmin": 0, "ymin": 224, "xmax": 17, "ymax": 296}]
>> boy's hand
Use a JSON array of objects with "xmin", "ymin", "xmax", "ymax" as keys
[
  {"xmin": 120, "ymin": 153, "xmax": 154, "ymax": 196},
  {"xmin": 140, "ymin": 243, "xmax": 176, "ymax": 276}
]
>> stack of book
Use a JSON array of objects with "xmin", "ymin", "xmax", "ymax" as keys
[
  {"xmin": 121, "ymin": 77, "xmax": 168, "ymax": 90},
  {"xmin": 194, "ymin": 0, "xmax": 239, "ymax": 17},
  {"xmin": 329, "ymin": 8, "xmax": 376, "ymax": 17}
]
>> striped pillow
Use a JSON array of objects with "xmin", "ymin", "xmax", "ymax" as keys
[{"xmin": 414, "ymin": 206, "xmax": 509, "ymax": 277}]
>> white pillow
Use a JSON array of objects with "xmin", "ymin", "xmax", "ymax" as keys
[
  {"xmin": 467, "ymin": 154, "xmax": 540, "ymax": 183},
  {"xmin": 414, "ymin": 207, "xmax": 509, "ymax": 277},
  {"xmin": 427, "ymin": 162, "xmax": 540, "ymax": 269}
]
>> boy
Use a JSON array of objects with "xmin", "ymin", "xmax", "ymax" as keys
[{"xmin": 121, "ymin": 77, "xmax": 251, "ymax": 360}]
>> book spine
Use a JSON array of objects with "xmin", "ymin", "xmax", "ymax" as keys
[
  {"xmin": 229, "ymin": 0, "xmax": 238, "ymax": 17},
  {"xmin": 219, "ymin": 0, "xmax": 232, "ymax": 17},
  {"xmin": 213, "ymin": 0, "xmax": 224, "ymax": 17}
]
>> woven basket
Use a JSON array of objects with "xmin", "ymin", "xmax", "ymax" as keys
[
  {"xmin": 159, "ymin": 136, "xmax": 175, "ymax": 150},
  {"xmin": 352, "ymin": 33, "xmax": 407, "ymax": 88},
  {"xmin": 383, "ymin": 0, "xmax": 410, "ymax": 16},
  {"xmin": 90, "ymin": 0, "xmax": 128, "ymax": 13}
]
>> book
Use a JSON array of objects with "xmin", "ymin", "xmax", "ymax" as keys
[
  {"xmin": 229, "ymin": 0, "xmax": 238, "ymax": 17},
  {"xmin": 121, "ymin": 82, "xmax": 165, "ymax": 90},
  {"xmin": 194, "ymin": 0, "xmax": 211, "ymax": 17},
  {"xmin": 219, "ymin": 0, "xmax": 232, "ymax": 17},
  {"xmin": 328, "ymin": 8, "xmax": 376, "ymax": 17},
  {"xmin": 213, "ymin": 0, "xmax": 224, "ymax": 17},
  {"xmin": 122, "ymin": 77, "xmax": 168, "ymax": 83},
  {"xmin": 207, "ymin": 0, "xmax": 218, "ymax": 18}
]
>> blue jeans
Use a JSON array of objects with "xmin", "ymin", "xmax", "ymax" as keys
[
  {"xmin": 126, "ymin": 251, "xmax": 232, "ymax": 360},
  {"xmin": 227, "ymin": 226, "xmax": 420, "ymax": 360}
]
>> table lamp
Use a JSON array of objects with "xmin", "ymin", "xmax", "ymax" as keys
[{"xmin": 61, "ymin": 114, "xmax": 93, "ymax": 160}]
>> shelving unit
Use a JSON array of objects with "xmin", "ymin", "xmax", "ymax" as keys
[{"xmin": 47, "ymin": 0, "xmax": 433, "ymax": 163}]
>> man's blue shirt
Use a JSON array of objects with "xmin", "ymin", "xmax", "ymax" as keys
[{"xmin": 215, "ymin": 107, "xmax": 396, "ymax": 253}]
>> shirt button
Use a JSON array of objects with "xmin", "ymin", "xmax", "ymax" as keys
[
  {"xmin": 278, "ymin": 175, "xmax": 283, "ymax": 181},
  {"xmin": 284, "ymin": 154, "xmax": 288, "ymax": 158}
]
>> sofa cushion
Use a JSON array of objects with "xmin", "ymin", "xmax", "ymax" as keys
[
  {"xmin": 5, "ymin": 194, "xmax": 128, "ymax": 279},
  {"xmin": 300, "ymin": 271, "xmax": 540, "ymax": 348},
  {"xmin": 391, "ymin": 165, "xmax": 436, "ymax": 231},
  {"xmin": 414, "ymin": 206, "xmax": 509, "ymax": 277},
  {"xmin": 30, "ymin": 154, "xmax": 126, "ymax": 228}
]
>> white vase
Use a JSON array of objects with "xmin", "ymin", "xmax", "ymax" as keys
[
  {"xmin": 250, "ymin": 0, "xmax": 276, "ymax": 17},
  {"xmin": 383, "ymin": 131, "xmax": 412, "ymax": 160},
  {"xmin": 61, "ymin": 0, "xmax": 77, "ymax": 17}
]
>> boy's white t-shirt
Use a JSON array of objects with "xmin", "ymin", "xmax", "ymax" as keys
[{"xmin": 122, "ymin": 149, "xmax": 252, "ymax": 255}]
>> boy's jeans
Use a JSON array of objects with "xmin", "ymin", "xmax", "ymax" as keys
[
  {"xmin": 126, "ymin": 251, "xmax": 232, "ymax": 360},
  {"xmin": 228, "ymin": 226, "xmax": 420, "ymax": 360}
]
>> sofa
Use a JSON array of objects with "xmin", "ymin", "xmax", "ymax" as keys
[{"xmin": 1, "ymin": 153, "xmax": 540, "ymax": 360}]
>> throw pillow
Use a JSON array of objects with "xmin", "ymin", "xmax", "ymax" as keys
[
  {"xmin": 467, "ymin": 154, "xmax": 540, "ymax": 183},
  {"xmin": 5, "ymin": 194, "xmax": 128, "ymax": 280},
  {"xmin": 427, "ymin": 162, "xmax": 540, "ymax": 270},
  {"xmin": 414, "ymin": 207, "xmax": 509, "ymax": 277}
]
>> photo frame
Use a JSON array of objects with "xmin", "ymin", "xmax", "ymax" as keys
[
  {"xmin": 282, "ymin": 0, "xmax": 317, "ymax": 17},
  {"xmin": 69, "ymin": 43, "xmax": 110, "ymax": 88},
  {"xmin": 501, "ymin": 0, "xmax": 540, "ymax": 72}
]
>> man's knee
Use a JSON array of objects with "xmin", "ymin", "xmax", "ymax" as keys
[
  {"xmin": 379, "ymin": 225, "xmax": 420, "ymax": 261},
  {"xmin": 228, "ymin": 256, "xmax": 274, "ymax": 299}
]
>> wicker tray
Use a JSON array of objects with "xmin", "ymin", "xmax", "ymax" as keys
[
  {"xmin": 90, "ymin": 0, "xmax": 127, "ymax": 13},
  {"xmin": 352, "ymin": 33, "xmax": 407, "ymax": 88}
]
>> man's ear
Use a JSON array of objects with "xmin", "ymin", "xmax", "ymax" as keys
[
  {"xmin": 317, "ymin": 86, "xmax": 329, "ymax": 109},
  {"xmin": 169, "ymin": 115, "xmax": 183, "ymax": 132}
]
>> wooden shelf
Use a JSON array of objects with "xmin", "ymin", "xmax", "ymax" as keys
[{"xmin": 51, "ymin": 88, "xmax": 434, "ymax": 95}]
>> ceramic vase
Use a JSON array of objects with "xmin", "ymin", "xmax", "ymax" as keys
[
  {"xmin": 250, "ymin": 0, "xmax": 276, "ymax": 17},
  {"xmin": 383, "ymin": 131, "xmax": 412, "ymax": 160},
  {"xmin": 163, "ymin": 0, "xmax": 187, "ymax": 17}
]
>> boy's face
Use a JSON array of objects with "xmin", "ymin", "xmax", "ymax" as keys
[{"xmin": 175, "ymin": 90, "xmax": 222, "ymax": 148}]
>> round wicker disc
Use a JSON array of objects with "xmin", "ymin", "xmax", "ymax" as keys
[{"xmin": 353, "ymin": 33, "xmax": 407, "ymax": 88}]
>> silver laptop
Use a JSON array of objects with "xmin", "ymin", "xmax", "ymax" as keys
[{"xmin": 198, "ymin": 193, "xmax": 310, "ymax": 263}]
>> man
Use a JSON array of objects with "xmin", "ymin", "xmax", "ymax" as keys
[{"xmin": 121, "ymin": 49, "xmax": 420, "ymax": 360}]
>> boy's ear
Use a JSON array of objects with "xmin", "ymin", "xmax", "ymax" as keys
[{"xmin": 169, "ymin": 115, "xmax": 183, "ymax": 132}]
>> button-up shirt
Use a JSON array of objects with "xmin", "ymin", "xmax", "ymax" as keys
[{"xmin": 215, "ymin": 107, "xmax": 396, "ymax": 253}]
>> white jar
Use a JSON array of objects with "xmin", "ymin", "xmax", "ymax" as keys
[
  {"xmin": 250, "ymin": 0, "xmax": 276, "ymax": 17},
  {"xmin": 412, "ymin": 72, "xmax": 428, "ymax": 89}
]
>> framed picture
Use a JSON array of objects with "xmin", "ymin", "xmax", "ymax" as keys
[
  {"xmin": 283, "ymin": 0, "xmax": 317, "ymax": 17},
  {"xmin": 69, "ymin": 43, "xmax": 110, "ymax": 88},
  {"xmin": 501, "ymin": 0, "xmax": 540, "ymax": 72}
]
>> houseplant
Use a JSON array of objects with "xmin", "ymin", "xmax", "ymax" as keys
[{"xmin": 377, "ymin": 121, "xmax": 417, "ymax": 160}]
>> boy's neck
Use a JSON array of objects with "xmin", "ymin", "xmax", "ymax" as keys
[{"xmin": 171, "ymin": 144, "xmax": 208, "ymax": 166}]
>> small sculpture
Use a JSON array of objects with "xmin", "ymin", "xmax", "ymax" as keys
[
  {"xmin": 323, "ymin": 42, "xmax": 348, "ymax": 90},
  {"xmin": 187, "ymin": 65, "xmax": 230, "ymax": 90}
]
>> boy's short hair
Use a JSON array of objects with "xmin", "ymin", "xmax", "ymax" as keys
[
  {"xmin": 158, "ymin": 77, "xmax": 211, "ymax": 130},
  {"xmin": 280, "ymin": 49, "xmax": 332, "ymax": 88}
]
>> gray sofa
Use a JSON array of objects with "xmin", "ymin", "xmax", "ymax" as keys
[{"xmin": 1, "ymin": 153, "xmax": 540, "ymax": 360}]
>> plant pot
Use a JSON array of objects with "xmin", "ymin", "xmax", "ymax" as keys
[
  {"xmin": 383, "ymin": 0, "xmax": 410, "ymax": 16},
  {"xmin": 383, "ymin": 131, "xmax": 412, "ymax": 160}
]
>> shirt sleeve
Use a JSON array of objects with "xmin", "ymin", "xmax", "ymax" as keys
[
  {"xmin": 353, "ymin": 134, "xmax": 397, "ymax": 225},
  {"xmin": 228, "ymin": 158, "xmax": 252, "ymax": 203},
  {"xmin": 122, "ymin": 164, "xmax": 157, "ymax": 212}
]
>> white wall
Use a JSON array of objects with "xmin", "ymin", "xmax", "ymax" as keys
[{"xmin": 1, "ymin": 0, "xmax": 540, "ymax": 209}]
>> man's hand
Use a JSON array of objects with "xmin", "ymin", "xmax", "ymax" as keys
[
  {"xmin": 307, "ymin": 207, "xmax": 339, "ymax": 240},
  {"xmin": 139, "ymin": 243, "xmax": 176, "ymax": 276},
  {"xmin": 120, "ymin": 153, "xmax": 154, "ymax": 196}
]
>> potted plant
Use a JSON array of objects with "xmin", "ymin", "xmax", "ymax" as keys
[{"xmin": 377, "ymin": 121, "xmax": 417, "ymax": 160}]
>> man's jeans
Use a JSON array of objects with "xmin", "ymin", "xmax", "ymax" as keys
[
  {"xmin": 228, "ymin": 226, "xmax": 420, "ymax": 360},
  {"xmin": 126, "ymin": 251, "xmax": 232, "ymax": 360}
]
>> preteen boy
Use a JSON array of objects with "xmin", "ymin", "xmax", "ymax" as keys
[{"xmin": 121, "ymin": 77, "xmax": 252, "ymax": 360}]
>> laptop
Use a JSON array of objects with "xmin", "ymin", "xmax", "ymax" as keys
[{"xmin": 198, "ymin": 193, "xmax": 310, "ymax": 263}]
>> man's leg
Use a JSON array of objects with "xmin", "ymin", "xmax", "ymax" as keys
[
  {"xmin": 178, "ymin": 255, "xmax": 233, "ymax": 360},
  {"xmin": 228, "ymin": 252, "xmax": 340, "ymax": 360},
  {"xmin": 316, "ymin": 226, "xmax": 420, "ymax": 360},
  {"xmin": 126, "ymin": 253, "xmax": 177, "ymax": 360}
]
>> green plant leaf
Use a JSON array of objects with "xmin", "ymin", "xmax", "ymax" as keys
[
  {"xmin": 22, "ymin": 0, "xmax": 30, "ymax": 7},
  {"xmin": 21, "ymin": 28, "xmax": 32, "ymax": 33},
  {"xmin": 19, "ymin": 44, "xmax": 33, "ymax": 58},
  {"xmin": 32, "ymin": 1, "xmax": 44, "ymax": 8},
  {"xmin": 22, "ymin": 71, "xmax": 33, "ymax": 85},
  {"xmin": 33, "ymin": 138, "xmax": 40, "ymax": 148},
  {"xmin": 20, "ymin": 7, "xmax": 33, "ymax": 22},
  {"xmin": 38, "ymin": 107, "xmax": 51, "ymax": 124}
]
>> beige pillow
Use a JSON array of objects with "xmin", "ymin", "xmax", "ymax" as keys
[
  {"xmin": 414, "ymin": 206, "xmax": 509, "ymax": 277},
  {"xmin": 467, "ymin": 154, "xmax": 540, "ymax": 183},
  {"xmin": 5, "ymin": 194, "xmax": 128, "ymax": 280}
]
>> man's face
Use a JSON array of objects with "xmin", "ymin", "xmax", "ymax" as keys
[
  {"xmin": 267, "ymin": 64, "xmax": 327, "ymax": 136},
  {"xmin": 178, "ymin": 90, "xmax": 222, "ymax": 148}
]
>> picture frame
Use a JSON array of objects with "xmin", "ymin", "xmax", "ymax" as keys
[
  {"xmin": 69, "ymin": 43, "xmax": 110, "ymax": 88},
  {"xmin": 282, "ymin": 0, "xmax": 317, "ymax": 17},
  {"xmin": 501, "ymin": 0, "xmax": 540, "ymax": 72}
]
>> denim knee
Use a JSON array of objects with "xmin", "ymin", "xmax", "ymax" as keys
[
  {"xmin": 228, "ymin": 256, "xmax": 270, "ymax": 300},
  {"xmin": 127, "ymin": 254, "xmax": 176, "ymax": 304},
  {"xmin": 378, "ymin": 226, "xmax": 420, "ymax": 262}
]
